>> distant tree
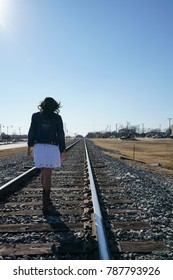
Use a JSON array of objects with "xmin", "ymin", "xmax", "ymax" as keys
[
  {"xmin": 1, "ymin": 133, "xmax": 11, "ymax": 140},
  {"xmin": 75, "ymin": 134, "xmax": 83, "ymax": 138}
]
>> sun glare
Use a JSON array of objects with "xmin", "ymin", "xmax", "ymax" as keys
[{"xmin": 0, "ymin": 0, "xmax": 10, "ymax": 31}]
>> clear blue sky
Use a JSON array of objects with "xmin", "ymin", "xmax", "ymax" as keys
[{"xmin": 0, "ymin": 0, "xmax": 173, "ymax": 136}]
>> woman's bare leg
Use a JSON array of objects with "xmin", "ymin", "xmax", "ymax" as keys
[
  {"xmin": 41, "ymin": 168, "xmax": 44, "ymax": 186},
  {"xmin": 41, "ymin": 168, "xmax": 52, "ymax": 207},
  {"xmin": 42, "ymin": 168, "xmax": 52, "ymax": 191}
]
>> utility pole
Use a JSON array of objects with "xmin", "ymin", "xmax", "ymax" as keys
[
  {"xmin": 0, "ymin": 124, "xmax": 2, "ymax": 141},
  {"xmin": 167, "ymin": 118, "xmax": 173, "ymax": 134},
  {"xmin": 18, "ymin": 127, "xmax": 21, "ymax": 138},
  {"xmin": 115, "ymin": 123, "xmax": 119, "ymax": 133},
  {"xmin": 141, "ymin": 123, "xmax": 144, "ymax": 134}
]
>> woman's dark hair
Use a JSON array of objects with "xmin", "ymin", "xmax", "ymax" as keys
[{"xmin": 38, "ymin": 97, "xmax": 61, "ymax": 116}]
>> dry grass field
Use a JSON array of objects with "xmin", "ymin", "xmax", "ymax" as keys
[
  {"xmin": 90, "ymin": 138, "xmax": 173, "ymax": 174},
  {"xmin": 1, "ymin": 139, "xmax": 173, "ymax": 176},
  {"xmin": 0, "ymin": 147, "xmax": 27, "ymax": 157}
]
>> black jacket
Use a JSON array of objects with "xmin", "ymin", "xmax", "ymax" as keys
[{"xmin": 28, "ymin": 112, "xmax": 66, "ymax": 153}]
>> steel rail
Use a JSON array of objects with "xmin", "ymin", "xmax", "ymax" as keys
[
  {"xmin": 84, "ymin": 140, "xmax": 111, "ymax": 260},
  {"xmin": 0, "ymin": 166, "xmax": 39, "ymax": 197},
  {"xmin": 0, "ymin": 140, "xmax": 80, "ymax": 198}
]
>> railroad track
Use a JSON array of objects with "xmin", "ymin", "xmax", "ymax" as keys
[
  {"xmin": 0, "ymin": 139, "xmax": 171, "ymax": 260},
  {"xmin": 86, "ymin": 140, "xmax": 171, "ymax": 260}
]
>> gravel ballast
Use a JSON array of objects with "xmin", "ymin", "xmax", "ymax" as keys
[{"xmin": 0, "ymin": 142, "xmax": 173, "ymax": 260}]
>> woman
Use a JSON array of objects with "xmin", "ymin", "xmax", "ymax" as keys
[{"xmin": 27, "ymin": 97, "xmax": 67, "ymax": 211}]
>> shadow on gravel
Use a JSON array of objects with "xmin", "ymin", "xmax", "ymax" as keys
[{"xmin": 42, "ymin": 202, "xmax": 96, "ymax": 260}]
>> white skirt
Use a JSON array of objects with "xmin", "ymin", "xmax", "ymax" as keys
[{"xmin": 33, "ymin": 143, "xmax": 61, "ymax": 168}]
